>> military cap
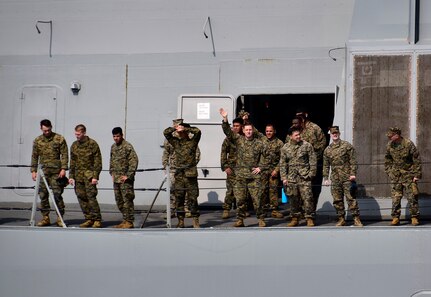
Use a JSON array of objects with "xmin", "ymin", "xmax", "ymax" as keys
[
  {"xmin": 386, "ymin": 127, "xmax": 401, "ymax": 136},
  {"xmin": 172, "ymin": 118, "xmax": 183, "ymax": 125},
  {"xmin": 329, "ymin": 126, "xmax": 340, "ymax": 134},
  {"xmin": 237, "ymin": 110, "xmax": 250, "ymax": 118}
]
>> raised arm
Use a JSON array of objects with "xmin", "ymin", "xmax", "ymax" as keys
[{"xmin": 220, "ymin": 108, "xmax": 239, "ymax": 143}]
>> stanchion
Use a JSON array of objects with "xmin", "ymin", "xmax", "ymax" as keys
[
  {"xmin": 140, "ymin": 176, "xmax": 167, "ymax": 228},
  {"xmin": 166, "ymin": 166, "xmax": 171, "ymax": 228},
  {"xmin": 30, "ymin": 164, "xmax": 67, "ymax": 228},
  {"xmin": 29, "ymin": 164, "xmax": 42, "ymax": 226}
]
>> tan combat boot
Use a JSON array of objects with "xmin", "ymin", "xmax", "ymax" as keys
[
  {"xmin": 192, "ymin": 218, "xmax": 200, "ymax": 228},
  {"xmin": 121, "ymin": 221, "xmax": 134, "ymax": 229},
  {"xmin": 258, "ymin": 219, "xmax": 266, "ymax": 227},
  {"xmin": 233, "ymin": 219, "xmax": 245, "ymax": 227},
  {"xmin": 92, "ymin": 221, "xmax": 103, "ymax": 228},
  {"xmin": 113, "ymin": 221, "xmax": 126, "ymax": 228},
  {"xmin": 306, "ymin": 218, "xmax": 315, "ymax": 227},
  {"xmin": 37, "ymin": 216, "xmax": 51, "ymax": 227},
  {"xmin": 287, "ymin": 217, "xmax": 299, "ymax": 227},
  {"xmin": 335, "ymin": 217, "xmax": 346, "ymax": 227},
  {"xmin": 390, "ymin": 217, "xmax": 400, "ymax": 226},
  {"xmin": 177, "ymin": 217, "xmax": 185, "ymax": 228},
  {"xmin": 411, "ymin": 217, "xmax": 420, "ymax": 226},
  {"xmin": 222, "ymin": 210, "xmax": 230, "ymax": 219},
  {"xmin": 353, "ymin": 216, "xmax": 363, "ymax": 227},
  {"xmin": 56, "ymin": 216, "xmax": 64, "ymax": 227},
  {"xmin": 271, "ymin": 210, "xmax": 284, "ymax": 218},
  {"xmin": 79, "ymin": 220, "xmax": 94, "ymax": 228}
]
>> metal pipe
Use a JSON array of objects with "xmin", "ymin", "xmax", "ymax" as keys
[
  {"xmin": 203, "ymin": 17, "xmax": 216, "ymax": 57},
  {"xmin": 36, "ymin": 20, "xmax": 53, "ymax": 57}
]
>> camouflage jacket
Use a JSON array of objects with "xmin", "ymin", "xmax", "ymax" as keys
[
  {"xmin": 285, "ymin": 121, "xmax": 326, "ymax": 158},
  {"xmin": 31, "ymin": 132, "xmax": 68, "ymax": 175},
  {"xmin": 280, "ymin": 139, "xmax": 316, "ymax": 183},
  {"xmin": 162, "ymin": 138, "xmax": 201, "ymax": 170},
  {"xmin": 220, "ymin": 137, "xmax": 237, "ymax": 171},
  {"xmin": 109, "ymin": 140, "xmax": 139, "ymax": 183},
  {"xmin": 222, "ymin": 121, "xmax": 268, "ymax": 179},
  {"xmin": 163, "ymin": 126, "xmax": 201, "ymax": 177},
  {"xmin": 69, "ymin": 136, "xmax": 102, "ymax": 182},
  {"xmin": 384, "ymin": 137, "xmax": 422, "ymax": 181},
  {"xmin": 323, "ymin": 140, "xmax": 357, "ymax": 182},
  {"xmin": 261, "ymin": 136, "xmax": 284, "ymax": 173}
]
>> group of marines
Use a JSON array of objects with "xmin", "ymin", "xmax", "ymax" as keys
[
  {"xmin": 218, "ymin": 107, "xmax": 327, "ymax": 228},
  {"xmin": 31, "ymin": 120, "xmax": 138, "ymax": 228},
  {"xmin": 216, "ymin": 108, "xmax": 422, "ymax": 228},
  {"xmin": 32, "ymin": 106, "xmax": 422, "ymax": 229}
]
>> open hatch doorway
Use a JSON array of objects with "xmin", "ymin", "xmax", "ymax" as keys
[{"xmin": 236, "ymin": 94, "xmax": 335, "ymax": 143}]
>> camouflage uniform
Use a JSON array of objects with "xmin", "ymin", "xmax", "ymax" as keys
[
  {"xmin": 385, "ymin": 137, "xmax": 422, "ymax": 219},
  {"xmin": 162, "ymin": 138, "xmax": 201, "ymax": 214},
  {"xmin": 220, "ymin": 137, "xmax": 237, "ymax": 211},
  {"xmin": 162, "ymin": 139, "xmax": 177, "ymax": 213},
  {"xmin": 163, "ymin": 126, "xmax": 201, "ymax": 219},
  {"xmin": 69, "ymin": 137, "xmax": 103, "ymax": 222},
  {"xmin": 286, "ymin": 121, "xmax": 326, "ymax": 210},
  {"xmin": 300, "ymin": 121, "xmax": 327, "ymax": 159},
  {"xmin": 110, "ymin": 139, "xmax": 139, "ymax": 223},
  {"xmin": 222, "ymin": 121, "xmax": 267, "ymax": 220},
  {"xmin": 323, "ymin": 140, "xmax": 360, "ymax": 218},
  {"xmin": 280, "ymin": 139, "xmax": 316, "ymax": 219},
  {"xmin": 261, "ymin": 136, "xmax": 284, "ymax": 211},
  {"xmin": 31, "ymin": 132, "xmax": 69, "ymax": 216}
]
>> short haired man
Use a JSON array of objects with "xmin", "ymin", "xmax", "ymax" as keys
[
  {"xmin": 163, "ymin": 121, "xmax": 201, "ymax": 228},
  {"xmin": 110, "ymin": 127, "xmax": 139, "ymax": 228},
  {"xmin": 286, "ymin": 109, "xmax": 326, "ymax": 211},
  {"xmin": 280, "ymin": 126, "xmax": 317, "ymax": 227},
  {"xmin": 261, "ymin": 124, "xmax": 284, "ymax": 218},
  {"xmin": 31, "ymin": 119, "xmax": 69, "ymax": 227},
  {"xmin": 323, "ymin": 126, "xmax": 363, "ymax": 227},
  {"xmin": 220, "ymin": 117, "xmax": 243, "ymax": 219},
  {"xmin": 162, "ymin": 119, "xmax": 201, "ymax": 219},
  {"xmin": 69, "ymin": 124, "xmax": 103, "ymax": 228},
  {"xmin": 220, "ymin": 108, "xmax": 268, "ymax": 228},
  {"xmin": 385, "ymin": 127, "xmax": 422, "ymax": 226},
  {"xmin": 162, "ymin": 119, "xmax": 184, "ymax": 218}
]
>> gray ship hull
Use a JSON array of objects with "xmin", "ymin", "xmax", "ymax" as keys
[{"xmin": 1, "ymin": 226, "xmax": 431, "ymax": 297}]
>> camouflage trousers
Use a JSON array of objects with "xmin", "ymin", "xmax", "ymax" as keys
[
  {"xmin": 233, "ymin": 177, "xmax": 265, "ymax": 220},
  {"xmin": 169, "ymin": 170, "xmax": 190, "ymax": 213},
  {"xmin": 331, "ymin": 180, "xmax": 360, "ymax": 217},
  {"xmin": 74, "ymin": 180, "xmax": 102, "ymax": 221},
  {"xmin": 38, "ymin": 173, "xmax": 65, "ymax": 216},
  {"xmin": 113, "ymin": 180, "xmax": 135, "ymax": 223},
  {"xmin": 390, "ymin": 180, "xmax": 420, "ymax": 218},
  {"xmin": 261, "ymin": 172, "xmax": 281, "ymax": 211},
  {"xmin": 173, "ymin": 171, "xmax": 199, "ymax": 218},
  {"xmin": 285, "ymin": 181, "xmax": 315, "ymax": 219},
  {"xmin": 223, "ymin": 173, "xmax": 236, "ymax": 211}
]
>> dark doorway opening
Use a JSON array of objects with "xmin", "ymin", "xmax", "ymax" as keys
[{"xmin": 236, "ymin": 94, "xmax": 335, "ymax": 142}]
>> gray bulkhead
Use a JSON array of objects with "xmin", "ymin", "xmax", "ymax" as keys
[{"xmin": 1, "ymin": 226, "xmax": 431, "ymax": 297}]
